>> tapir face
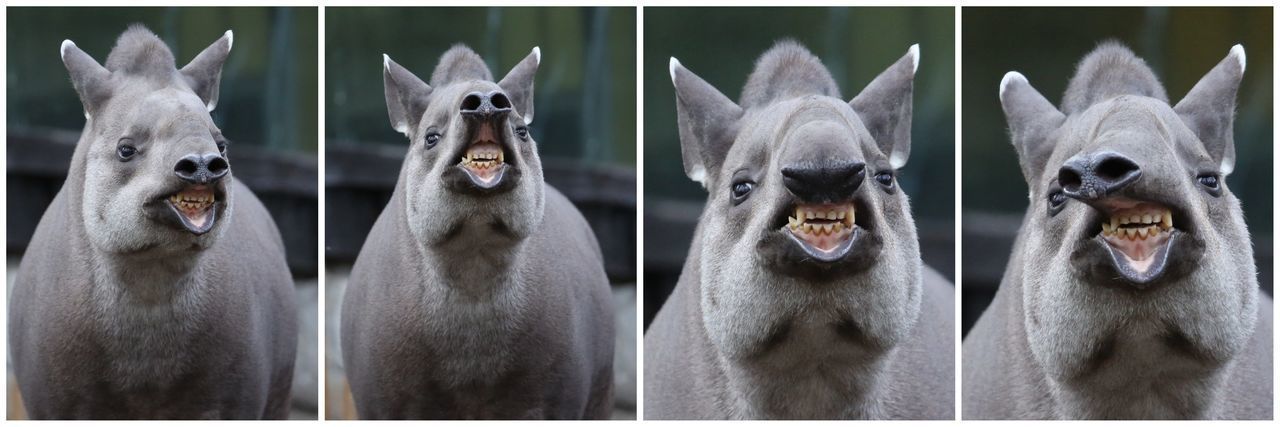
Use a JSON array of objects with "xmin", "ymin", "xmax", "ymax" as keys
[
  {"xmin": 1001, "ymin": 44, "xmax": 1257, "ymax": 382},
  {"xmin": 670, "ymin": 42, "xmax": 924, "ymax": 361},
  {"xmin": 382, "ymin": 47, "xmax": 544, "ymax": 247},
  {"xmin": 62, "ymin": 27, "xmax": 235, "ymax": 255}
]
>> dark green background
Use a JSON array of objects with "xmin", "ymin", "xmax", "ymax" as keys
[{"xmin": 325, "ymin": 7, "xmax": 636, "ymax": 167}]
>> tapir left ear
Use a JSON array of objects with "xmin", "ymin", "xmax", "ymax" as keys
[
  {"xmin": 498, "ymin": 46, "xmax": 540, "ymax": 125},
  {"xmin": 1174, "ymin": 44, "xmax": 1245, "ymax": 175},
  {"xmin": 850, "ymin": 44, "xmax": 918, "ymax": 169},
  {"xmin": 180, "ymin": 30, "xmax": 233, "ymax": 112}
]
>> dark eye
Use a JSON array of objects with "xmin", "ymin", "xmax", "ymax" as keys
[
  {"xmin": 424, "ymin": 132, "xmax": 441, "ymax": 149},
  {"xmin": 1197, "ymin": 173, "xmax": 1222, "ymax": 196},
  {"xmin": 515, "ymin": 126, "xmax": 529, "ymax": 140},
  {"xmin": 730, "ymin": 181, "xmax": 754, "ymax": 205},
  {"xmin": 874, "ymin": 171, "xmax": 894, "ymax": 187},
  {"xmin": 215, "ymin": 140, "xmax": 227, "ymax": 155},
  {"xmin": 117, "ymin": 141, "xmax": 137, "ymax": 161},
  {"xmin": 1047, "ymin": 188, "xmax": 1067, "ymax": 214}
]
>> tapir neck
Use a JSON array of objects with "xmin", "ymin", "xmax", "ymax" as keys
[{"xmin": 91, "ymin": 251, "xmax": 206, "ymax": 305}]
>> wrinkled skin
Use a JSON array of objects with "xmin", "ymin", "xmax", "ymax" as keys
[
  {"xmin": 341, "ymin": 45, "xmax": 614, "ymax": 419},
  {"xmin": 645, "ymin": 41, "xmax": 954, "ymax": 420},
  {"xmin": 963, "ymin": 42, "xmax": 1271, "ymax": 420},
  {"xmin": 9, "ymin": 26, "xmax": 297, "ymax": 419}
]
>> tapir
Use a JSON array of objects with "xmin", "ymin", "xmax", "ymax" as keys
[
  {"xmin": 962, "ymin": 42, "xmax": 1272, "ymax": 419},
  {"xmin": 8, "ymin": 25, "xmax": 298, "ymax": 419},
  {"xmin": 339, "ymin": 45, "xmax": 615, "ymax": 419},
  {"xmin": 643, "ymin": 41, "xmax": 955, "ymax": 419}
]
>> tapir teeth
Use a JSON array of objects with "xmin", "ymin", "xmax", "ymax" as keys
[{"xmin": 1099, "ymin": 207, "xmax": 1173, "ymax": 242}]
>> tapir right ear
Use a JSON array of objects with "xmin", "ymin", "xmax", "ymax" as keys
[
  {"xmin": 1000, "ymin": 71, "xmax": 1066, "ymax": 182},
  {"xmin": 382, "ymin": 54, "xmax": 433, "ymax": 137},
  {"xmin": 180, "ymin": 30, "xmax": 233, "ymax": 112},
  {"xmin": 670, "ymin": 57, "xmax": 743, "ymax": 187},
  {"xmin": 61, "ymin": 39, "xmax": 112, "ymax": 118}
]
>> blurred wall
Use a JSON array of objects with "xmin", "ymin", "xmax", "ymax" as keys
[
  {"xmin": 960, "ymin": 7, "xmax": 1274, "ymax": 335},
  {"xmin": 323, "ymin": 7, "xmax": 637, "ymax": 419},
  {"xmin": 6, "ymin": 7, "xmax": 319, "ymax": 419},
  {"xmin": 643, "ymin": 7, "xmax": 955, "ymax": 328}
]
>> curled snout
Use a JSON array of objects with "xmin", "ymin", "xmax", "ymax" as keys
[
  {"xmin": 1059, "ymin": 151, "xmax": 1141, "ymax": 200},
  {"xmin": 173, "ymin": 153, "xmax": 229, "ymax": 185},
  {"xmin": 460, "ymin": 91, "xmax": 513, "ymax": 119}
]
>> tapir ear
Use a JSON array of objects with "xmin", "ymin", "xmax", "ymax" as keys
[
  {"xmin": 498, "ymin": 47, "xmax": 540, "ymax": 125},
  {"xmin": 670, "ymin": 57, "xmax": 742, "ymax": 187},
  {"xmin": 850, "ymin": 44, "xmax": 918, "ymax": 169},
  {"xmin": 1174, "ymin": 44, "xmax": 1245, "ymax": 175},
  {"xmin": 382, "ymin": 54, "xmax": 433, "ymax": 137},
  {"xmin": 179, "ymin": 30, "xmax": 233, "ymax": 112},
  {"xmin": 61, "ymin": 39, "xmax": 112, "ymax": 118},
  {"xmin": 1000, "ymin": 71, "xmax": 1066, "ymax": 182}
]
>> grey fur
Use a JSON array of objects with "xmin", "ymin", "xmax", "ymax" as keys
[
  {"xmin": 342, "ymin": 45, "xmax": 614, "ymax": 419},
  {"xmin": 646, "ymin": 41, "xmax": 953, "ymax": 419},
  {"xmin": 964, "ymin": 42, "xmax": 1270, "ymax": 419},
  {"xmin": 9, "ymin": 26, "xmax": 296, "ymax": 419}
]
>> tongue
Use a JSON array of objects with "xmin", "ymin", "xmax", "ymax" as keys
[
  {"xmin": 185, "ymin": 210, "xmax": 210, "ymax": 229},
  {"xmin": 1104, "ymin": 232, "xmax": 1170, "ymax": 273}
]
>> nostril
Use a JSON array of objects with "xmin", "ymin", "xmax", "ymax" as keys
[
  {"xmin": 1095, "ymin": 155, "xmax": 1140, "ymax": 182},
  {"xmin": 490, "ymin": 93, "xmax": 512, "ymax": 109},
  {"xmin": 1058, "ymin": 166, "xmax": 1083, "ymax": 192},
  {"xmin": 460, "ymin": 93, "xmax": 483, "ymax": 111},
  {"xmin": 207, "ymin": 156, "xmax": 229, "ymax": 176},
  {"xmin": 174, "ymin": 156, "xmax": 199, "ymax": 178}
]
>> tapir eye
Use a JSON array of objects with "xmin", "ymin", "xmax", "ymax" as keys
[
  {"xmin": 424, "ymin": 132, "xmax": 441, "ymax": 149},
  {"xmin": 117, "ymin": 140, "xmax": 138, "ymax": 161},
  {"xmin": 1197, "ymin": 173, "xmax": 1222, "ymax": 197},
  {"xmin": 515, "ymin": 126, "xmax": 530, "ymax": 141},
  {"xmin": 730, "ymin": 181, "xmax": 754, "ymax": 205},
  {"xmin": 874, "ymin": 171, "xmax": 894, "ymax": 187}
]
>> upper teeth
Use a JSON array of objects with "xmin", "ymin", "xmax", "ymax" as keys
[
  {"xmin": 1101, "ymin": 208, "xmax": 1173, "ymax": 240},
  {"xmin": 787, "ymin": 205, "xmax": 856, "ymax": 236},
  {"xmin": 462, "ymin": 145, "xmax": 504, "ymax": 169}
]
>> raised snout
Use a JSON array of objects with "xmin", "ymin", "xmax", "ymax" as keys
[
  {"xmin": 1058, "ymin": 151, "xmax": 1141, "ymax": 201},
  {"xmin": 781, "ymin": 161, "xmax": 866, "ymax": 203},
  {"xmin": 460, "ymin": 90, "xmax": 513, "ymax": 120},
  {"xmin": 174, "ymin": 153, "xmax": 229, "ymax": 185}
]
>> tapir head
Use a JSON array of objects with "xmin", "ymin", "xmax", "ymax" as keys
[
  {"xmin": 64, "ymin": 25, "xmax": 235, "ymax": 255},
  {"xmin": 671, "ymin": 41, "xmax": 923, "ymax": 360},
  {"xmin": 382, "ymin": 45, "xmax": 544, "ymax": 247},
  {"xmin": 1001, "ymin": 42, "xmax": 1257, "ymax": 381}
]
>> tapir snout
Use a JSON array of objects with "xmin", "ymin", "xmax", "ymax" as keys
[
  {"xmin": 174, "ymin": 152, "xmax": 230, "ymax": 185},
  {"xmin": 460, "ymin": 90, "xmax": 513, "ymax": 121},
  {"xmin": 1058, "ymin": 151, "xmax": 1141, "ymax": 201},
  {"xmin": 779, "ymin": 120, "xmax": 865, "ymax": 203}
]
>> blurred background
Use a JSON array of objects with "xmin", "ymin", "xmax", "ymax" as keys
[
  {"xmin": 643, "ymin": 7, "xmax": 955, "ymax": 329},
  {"xmin": 961, "ymin": 7, "xmax": 1273, "ymax": 336},
  {"xmin": 323, "ymin": 7, "xmax": 636, "ymax": 419},
  {"xmin": 6, "ymin": 7, "xmax": 319, "ymax": 419}
]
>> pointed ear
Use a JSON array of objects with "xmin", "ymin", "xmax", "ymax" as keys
[
  {"xmin": 670, "ymin": 57, "xmax": 742, "ymax": 187},
  {"xmin": 1000, "ymin": 71, "xmax": 1066, "ymax": 181},
  {"xmin": 498, "ymin": 46, "xmax": 540, "ymax": 125},
  {"xmin": 850, "ymin": 44, "xmax": 919, "ymax": 169},
  {"xmin": 382, "ymin": 54, "xmax": 432, "ymax": 137},
  {"xmin": 1174, "ymin": 44, "xmax": 1245, "ymax": 175},
  {"xmin": 61, "ymin": 39, "xmax": 112, "ymax": 118},
  {"xmin": 179, "ymin": 30, "xmax": 233, "ymax": 112}
]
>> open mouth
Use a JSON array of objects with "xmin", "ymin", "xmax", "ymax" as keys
[
  {"xmin": 782, "ymin": 202, "xmax": 859, "ymax": 262},
  {"xmin": 165, "ymin": 186, "xmax": 218, "ymax": 235},
  {"xmin": 1092, "ymin": 201, "xmax": 1180, "ymax": 284},
  {"xmin": 456, "ymin": 121, "xmax": 511, "ymax": 189}
]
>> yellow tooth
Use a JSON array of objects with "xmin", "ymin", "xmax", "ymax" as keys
[
  {"xmin": 1138, "ymin": 227, "xmax": 1149, "ymax": 238},
  {"xmin": 824, "ymin": 211, "xmax": 835, "ymax": 220},
  {"xmin": 838, "ymin": 211, "xmax": 846, "ymax": 220},
  {"xmin": 806, "ymin": 211, "xmax": 815, "ymax": 220},
  {"xmin": 823, "ymin": 223, "xmax": 834, "ymax": 233},
  {"xmin": 1148, "ymin": 225, "xmax": 1160, "ymax": 237},
  {"xmin": 1102, "ymin": 222, "xmax": 1112, "ymax": 234},
  {"xmin": 795, "ymin": 207, "xmax": 804, "ymax": 220},
  {"xmin": 1162, "ymin": 213, "xmax": 1173, "ymax": 229},
  {"xmin": 1142, "ymin": 214, "xmax": 1152, "ymax": 223},
  {"xmin": 498, "ymin": 151, "xmax": 505, "ymax": 163},
  {"xmin": 833, "ymin": 222, "xmax": 843, "ymax": 232},
  {"xmin": 1110, "ymin": 216, "xmax": 1119, "ymax": 230},
  {"xmin": 1125, "ymin": 228, "xmax": 1136, "ymax": 238}
]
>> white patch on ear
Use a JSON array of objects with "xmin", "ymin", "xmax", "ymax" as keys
[
  {"xmin": 60, "ymin": 40, "xmax": 75, "ymax": 60},
  {"xmin": 669, "ymin": 57, "xmax": 682, "ymax": 85},
  {"xmin": 532, "ymin": 46, "xmax": 541, "ymax": 65},
  {"xmin": 206, "ymin": 101, "xmax": 217, "ymax": 112},
  {"xmin": 890, "ymin": 152, "xmax": 907, "ymax": 169},
  {"xmin": 688, "ymin": 165, "xmax": 706, "ymax": 185},
  {"xmin": 393, "ymin": 122, "xmax": 408, "ymax": 136},
  {"xmin": 908, "ymin": 44, "xmax": 920, "ymax": 74},
  {"xmin": 1220, "ymin": 158, "xmax": 1234, "ymax": 176},
  {"xmin": 383, "ymin": 53, "xmax": 391, "ymax": 71},
  {"xmin": 523, "ymin": 115, "xmax": 533, "ymax": 126},
  {"xmin": 1230, "ymin": 44, "xmax": 1245, "ymax": 73},
  {"xmin": 224, "ymin": 30, "xmax": 233, "ymax": 52},
  {"xmin": 1000, "ymin": 71, "xmax": 1026, "ymax": 98}
]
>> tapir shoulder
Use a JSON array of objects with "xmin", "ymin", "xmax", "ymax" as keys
[
  {"xmin": 1221, "ymin": 291, "xmax": 1272, "ymax": 419},
  {"xmin": 884, "ymin": 265, "xmax": 955, "ymax": 419}
]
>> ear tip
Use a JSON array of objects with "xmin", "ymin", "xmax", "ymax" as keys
[
  {"xmin": 907, "ymin": 44, "xmax": 920, "ymax": 74},
  {"xmin": 1230, "ymin": 44, "xmax": 1246, "ymax": 73},
  {"xmin": 224, "ymin": 30, "xmax": 233, "ymax": 52},
  {"xmin": 531, "ymin": 46, "xmax": 541, "ymax": 65},
  {"xmin": 1000, "ymin": 71, "xmax": 1027, "ymax": 98},
  {"xmin": 669, "ymin": 57, "xmax": 683, "ymax": 84},
  {"xmin": 60, "ymin": 39, "xmax": 75, "ymax": 60},
  {"xmin": 383, "ymin": 53, "xmax": 391, "ymax": 70}
]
